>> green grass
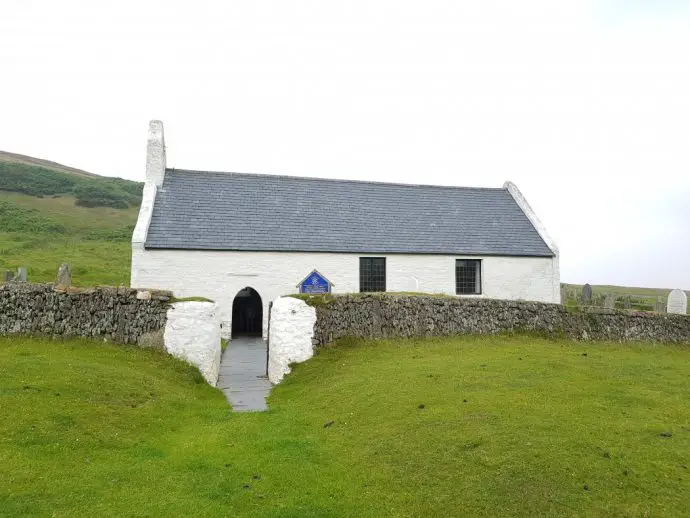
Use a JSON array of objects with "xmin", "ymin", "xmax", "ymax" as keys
[
  {"xmin": 0, "ymin": 233, "xmax": 131, "ymax": 286},
  {"xmin": 0, "ymin": 192, "xmax": 135, "ymax": 285},
  {"xmin": 170, "ymin": 296, "xmax": 215, "ymax": 303},
  {"xmin": 1, "ymin": 334, "xmax": 688, "ymax": 517}
]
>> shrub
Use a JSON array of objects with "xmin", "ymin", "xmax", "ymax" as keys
[
  {"xmin": 0, "ymin": 201, "xmax": 65, "ymax": 233},
  {"xmin": 0, "ymin": 161, "xmax": 143, "ymax": 209}
]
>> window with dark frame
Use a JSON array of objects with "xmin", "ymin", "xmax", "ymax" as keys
[
  {"xmin": 359, "ymin": 257, "xmax": 386, "ymax": 292},
  {"xmin": 456, "ymin": 259, "xmax": 481, "ymax": 295}
]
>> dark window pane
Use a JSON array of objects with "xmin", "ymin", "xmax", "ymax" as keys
[
  {"xmin": 360, "ymin": 257, "xmax": 386, "ymax": 292},
  {"xmin": 456, "ymin": 259, "xmax": 481, "ymax": 294}
]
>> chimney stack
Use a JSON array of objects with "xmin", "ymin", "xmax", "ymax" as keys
[{"xmin": 146, "ymin": 120, "xmax": 166, "ymax": 187}]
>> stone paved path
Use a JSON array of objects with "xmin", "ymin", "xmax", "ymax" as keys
[{"xmin": 217, "ymin": 336, "xmax": 271, "ymax": 412}]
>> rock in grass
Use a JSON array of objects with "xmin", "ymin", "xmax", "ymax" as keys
[
  {"xmin": 418, "ymin": 404, "xmax": 425, "ymax": 409},
  {"xmin": 323, "ymin": 420, "xmax": 335, "ymax": 428},
  {"xmin": 659, "ymin": 432, "xmax": 673, "ymax": 438}
]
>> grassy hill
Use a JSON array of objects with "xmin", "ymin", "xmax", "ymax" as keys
[
  {"xmin": 0, "ymin": 152, "xmax": 140, "ymax": 285},
  {"xmin": 1, "ymin": 334, "xmax": 688, "ymax": 516}
]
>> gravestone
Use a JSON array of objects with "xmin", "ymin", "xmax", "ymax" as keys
[
  {"xmin": 623, "ymin": 296, "xmax": 632, "ymax": 310},
  {"xmin": 16, "ymin": 267, "xmax": 27, "ymax": 282},
  {"xmin": 2, "ymin": 270, "xmax": 13, "ymax": 283},
  {"xmin": 560, "ymin": 288, "xmax": 568, "ymax": 305},
  {"xmin": 667, "ymin": 289, "xmax": 688, "ymax": 315},
  {"xmin": 655, "ymin": 296, "xmax": 665, "ymax": 313},
  {"xmin": 581, "ymin": 284, "xmax": 592, "ymax": 305},
  {"xmin": 56, "ymin": 263, "xmax": 72, "ymax": 287},
  {"xmin": 604, "ymin": 294, "xmax": 615, "ymax": 309}
]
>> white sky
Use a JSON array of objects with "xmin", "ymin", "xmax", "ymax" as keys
[{"xmin": 1, "ymin": 1, "xmax": 688, "ymax": 289}]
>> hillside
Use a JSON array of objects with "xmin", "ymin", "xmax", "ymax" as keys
[
  {"xmin": 0, "ymin": 151, "xmax": 142, "ymax": 209},
  {"xmin": 0, "ymin": 153, "xmax": 140, "ymax": 285},
  {"xmin": 0, "ymin": 150, "xmax": 100, "ymax": 178}
]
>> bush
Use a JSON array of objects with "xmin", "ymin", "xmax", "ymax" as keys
[
  {"xmin": 0, "ymin": 161, "xmax": 143, "ymax": 209},
  {"xmin": 74, "ymin": 184, "xmax": 132, "ymax": 209},
  {"xmin": 0, "ymin": 201, "xmax": 66, "ymax": 233}
]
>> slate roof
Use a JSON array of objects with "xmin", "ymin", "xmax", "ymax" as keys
[{"xmin": 144, "ymin": 169, "xmax": 554, "ymax": 257}]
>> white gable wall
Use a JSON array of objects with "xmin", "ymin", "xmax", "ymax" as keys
[{"xmin": 131, "ymin": 248, "xmax": 559, "ymax": 339}]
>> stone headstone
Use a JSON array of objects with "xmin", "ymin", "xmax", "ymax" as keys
[
  {"xmin": 560, "ymin": 288, "xmax": 568, "ymax": 305},
  {"xmin": 56, "ymin": 263, "xmax": 72, "ymax": 287},
  {"xmin": 667, "ymin": 289, "xmax": 688, "ymax": 315},
  {"xmin": 655, "ymin": 296, "xmax": 665, "ymax": 313},
  {"xmin": 2, "ymin": 270, "xmax": 13, "ymax": 283},
  {"xmin": 623, "ymin": 296, "xmax": 632, "ymax": 310},
  {"xmin": 581, "ymin": 284, "xmax": 592, "ymax": 304},
  {"xmin": 604, "ymin": 294, "xmax": 615, "ymax": 309},
  {"xmin": 15, "ymin": 267, "xmax": 27, "ymax": 282}
]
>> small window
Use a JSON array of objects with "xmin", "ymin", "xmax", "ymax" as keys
[
  {"xmin": 456, "ymin": 259, "xmax": 481, "ymax": 295},
  {"xmin": 360, "ymin": 257, "xmax": 386, "ymax": 292}
]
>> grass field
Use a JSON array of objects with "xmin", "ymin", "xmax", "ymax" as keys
[
  {"xmin": 1, "ymin": 334, "xmax": 688, "ymax": 517},
  {"xmin": 0, "ymin": 192, "xmax": 135, "ymax": 285}
]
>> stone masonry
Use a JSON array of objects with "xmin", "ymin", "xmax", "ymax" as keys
[
  {"xmin": 0, "ymin": 282, "xmax": 170, "ymax": 345},
  {"xmin": 304, "ymin": 294, "xmax": 690, "ymax": 346}
]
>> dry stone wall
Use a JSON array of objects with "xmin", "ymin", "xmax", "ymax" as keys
[
  {"xmin": 0, "ymin": 282, "xmax": 170, "ymax": 345},
  {"xmin": 1, "ymin": 282, "xmax": 223, "ymax": 386},
  {"xmin": 304, "ymin": 294, "xmax": 690, "ymax": 345}
]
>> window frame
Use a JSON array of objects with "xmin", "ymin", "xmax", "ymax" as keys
[
  {"xmin": 359, "ymin": 257, "xmax": 387, "ymax": 293},
  {"xmin": 455, "ymin": 259, "xmax": 482, "ymax": 295}
]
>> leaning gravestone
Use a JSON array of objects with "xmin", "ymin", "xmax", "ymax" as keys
[
  {"xmin": 15, "ymin": 267, "xmax": 27, "ymax": 282},
  {"xmin": 581, "ymin": 284, "xmax": 593, "ymax": 305},
  {"xmin": 667, "ymin": 289, "xmax": 688, "ymax": 315},
  {"xmin": 560, "ymin": 288, "xmax": 568, "ymax": 305},
  {"xmin": 655, "ymin": 296, "xmax": 665, "ymax": 313},
  {"xmin": 56, "ymin": 263, "xmax": 72, "ymax": 287}
]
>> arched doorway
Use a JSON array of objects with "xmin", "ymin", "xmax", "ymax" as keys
[{"xmin": 231, "ymin": 287, "xmax": 263, "ymax": 338}]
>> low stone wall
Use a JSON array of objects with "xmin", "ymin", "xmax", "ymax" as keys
[
  {"xmin": 0, "ymin": 283, "xmax": 222, "ymax": 386},
  {"xmin": 303, "ymin": 294, "xmax": 690, "ymax": 345},
  {"xmin": 0, "ymin": 283, "xmax": 170, "ymax": 344}
]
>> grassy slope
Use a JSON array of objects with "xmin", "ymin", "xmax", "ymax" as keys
[
  {"xmin": 0, "ymin": 161, "xmax": 137, "ymax": 285},
  {"xmin": 0, "ymin": 151, "xmax": 100, "ymax": 178},
  {"xmin": 1, "ymin": 335, "xmax": 688, "ymax": 517}
]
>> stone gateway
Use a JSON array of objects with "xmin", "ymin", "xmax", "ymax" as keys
[{"xmin": 131, "ymin": 120, "xmax": 561, "ymax": 338}]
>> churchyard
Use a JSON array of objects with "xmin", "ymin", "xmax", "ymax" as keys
[
  {"xmin": 1, "ymin": 333, "xmax": 688, "ymax": 517},
  {"xmin": 561, "ymin": 283, "xmax": 690, "ymax": 314}
]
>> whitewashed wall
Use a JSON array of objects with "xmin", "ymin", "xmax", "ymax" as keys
[
  {"xmin": 132, "ymin": 248, "xmax": 559, "ymax": 338},
  {"xmin": 267, "ymin": 297, "xmax": 317, "ymax": 384},
  {"xmin": 164, "ymin": 301, "xmax": 221, "ymax": 385}
]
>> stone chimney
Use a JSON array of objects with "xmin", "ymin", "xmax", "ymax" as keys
[{"xmin": 146, "ymin": 120, "xmax": 166, "ymax": 187}]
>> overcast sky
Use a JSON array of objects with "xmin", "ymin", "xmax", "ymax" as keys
[{"xmin": 1, "ymin": 1, "xmax": 688, "ymax": 289}]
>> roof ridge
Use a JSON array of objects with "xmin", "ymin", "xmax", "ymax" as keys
[{"xmin": 164, "ymin": 168, "xmax": 507, "ymax": 192}]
